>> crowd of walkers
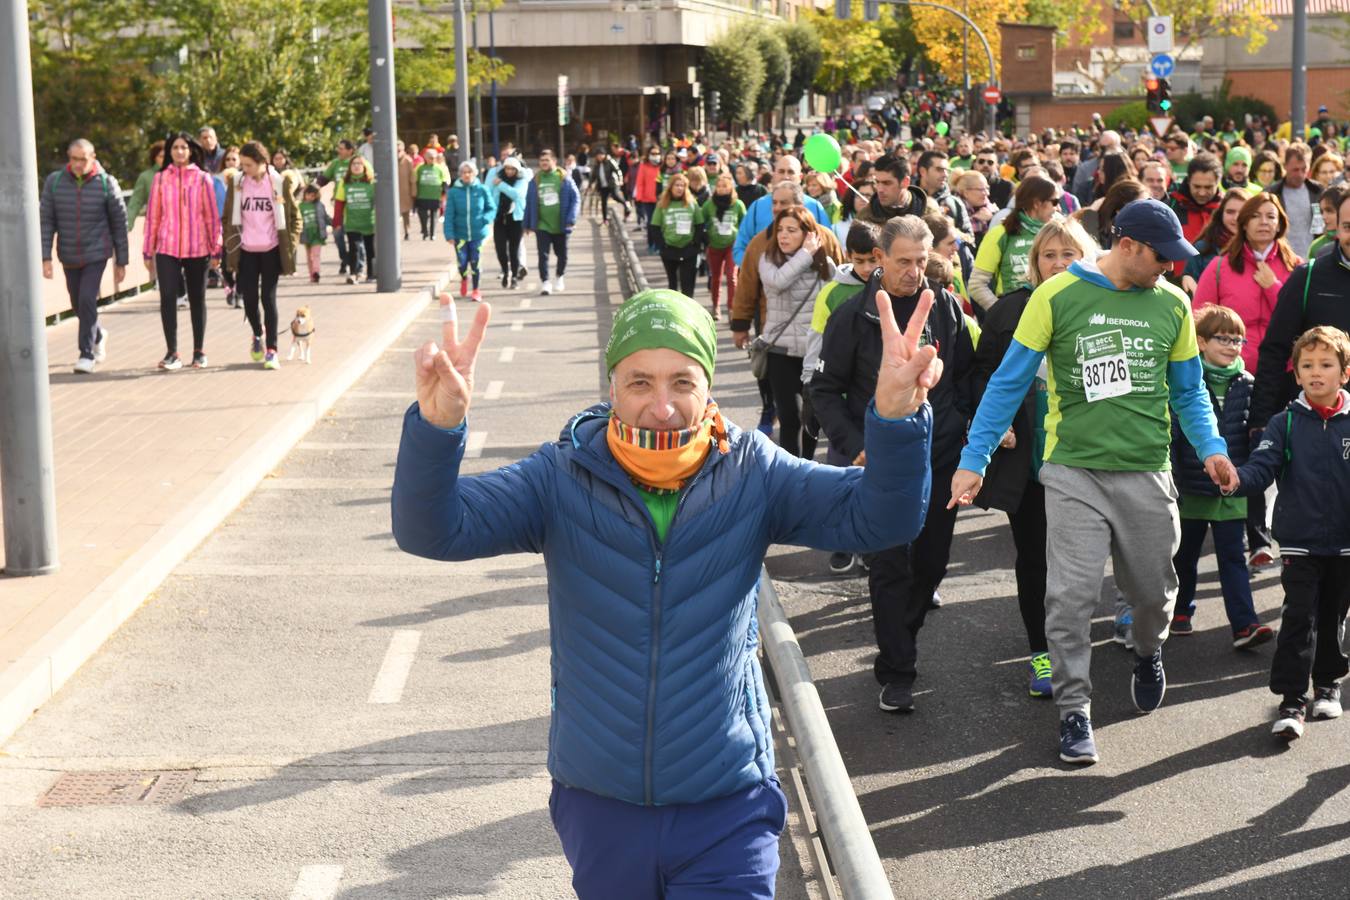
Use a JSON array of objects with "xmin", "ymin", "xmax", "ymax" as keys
[{"xmin": 548, "ymin": 108, "xmax": 1350, "ymax": 761}]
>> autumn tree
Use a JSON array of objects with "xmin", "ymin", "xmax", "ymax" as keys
[
  {"xmin": 909, "ymin": 0, "xmax": 1024, "ymax": 84},
  {"xmin": 809, "ymin": 3, "xmax": 903, "ymax": 96}
]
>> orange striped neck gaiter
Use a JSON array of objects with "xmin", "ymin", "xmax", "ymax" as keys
[{"xmin": 606, "ymin": 402, "xmax": 730, "ymax": 493}]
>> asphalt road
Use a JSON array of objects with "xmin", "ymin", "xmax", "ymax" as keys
[
  {"xmin": 633, "ymin": 225, "xmax": 1350, "ymax": 898},
  {"xmin": 0, "ymin": 222, "xmax": 812, "ymax": 899}
]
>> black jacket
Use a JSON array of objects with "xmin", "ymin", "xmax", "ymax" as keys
[
  {"xmin": 811, "ymin": 271, "xmax": 974, "ymax": 466},
  {"xmin": 854, "ymin": 185, "xmax": 930, "ymax": 226},
  {"xmin": 1170, "ymin": 370, "xmax": 1253, "ymax": 496},
  {"xmin": 1237, "ymin": 393, "xmax": 1350, "ymax": 556},
  {"xmin": 1250, "ymin": 249, "xmax": 1350, "ymax": 426},
  {"xmin": 968, "ymin": 287, "xmax": 1037, "ymax": 512}
]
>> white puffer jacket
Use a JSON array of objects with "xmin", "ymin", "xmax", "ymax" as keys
[{"xmin": 758, "ymin": 247, "xmax": 834, "ymax": 359}]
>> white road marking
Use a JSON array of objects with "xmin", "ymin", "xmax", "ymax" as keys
[
  {"xmin": 498, "ymin": 346, "xmax": 516, "ymax": 363},
  {"xmin": 511, "ymin": 319, "xmax": 524, "ymax": 332},
  {"xmin": 289, "ymin": 865, "xmax": 344, "ymax": 900},
  {"xmin": 257, "ymin": 478, "xmax": 390, "ymax": 490},
  {"xmin": 368, "ymin": 630, "xmax": 421, "ymax": 704},
  {"xmin": 519, "ymin": 297, "xmax": 532, "ymax": 309},
  {"xmin": 465, "ymin": 432, "xmax": 488, "ymax": 458},
  {"xmin": 483, "ymin": 380, "xmax": 504, "ymax": 400}
]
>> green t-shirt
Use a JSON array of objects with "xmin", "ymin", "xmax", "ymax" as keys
[
  {"xmin": 700, "ymin": 197, "xmax": 746, "ymax": 250},
  {"xmin": 535, "ymin": 170, "xmax": 564, "ymax": 234},
  {"xmin": 1178, "ymin": 361, "xmax": 1247, "ymax": 519},
  {"xmin": 1309, "ymin": 233, "xmax": 1334, "ymax": 258},
  {"xmin": 323, "ymin": 157, "xmax": 348, "ymax": 184},
  {"xmin": 1012, "ymin": 261, "xmax": 1200, "ymax": 472},
  {"xmin": 299, "ymin": 200, "xmax": 326, "ymax": 246},
  {"xmin": 415, "ymin": 164, "xmax": 447, "ymax": 201},
  {"xmin": 337, "ymin": 179, "xmax": 376, "ymax": 234},
  {"xmin": 950, "ymin": 155, "xmax": 975, "ymax": 170},
  {"xmin": 637, "ymin": 486, "xmax": 680, "ymax": 542},
  {"xmin": 651, "ymin": 201, "xmax": 703, "ymax": 249},
  {"xmin": 974, "ymin": 216, "xmax": 1042, "ymax": 296}
]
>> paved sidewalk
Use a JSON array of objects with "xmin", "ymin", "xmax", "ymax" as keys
[
  {"xmin": 1, "ymin": 237, "xmax": 457, "ymax": 740},
  {"xmin": 0, "ymin": 221, "xmax": 820, "ymax": 898}
]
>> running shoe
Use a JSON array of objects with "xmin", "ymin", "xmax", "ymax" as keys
[
  {"xmin": 190, "ymin": 351, "xmax": 208, "ymax": 369},
  {"xmin": 250, "ymin": 335, "xmax": 264, "ymax": 362},
  {"xmin": 1059, "ymin": 712, "xmax": 1098, "ymax": 765},
  {"xmin": 1248, "ymin": 547, "xmax": 1277, "ymax": 570},
  {"xmin": 828, "ymin": 552, "xmax": 856, "ymax": 575},
  {"xmin": 263, "ymin": 350, "xmax": 280, "ymax": 370},
  {"xmin": 541, "ymin": 279, "xmax": 553, "ymax": 295},
  {"xmin": 878, "ymin": 683, "xmax": 914, "ymax": 714},
  {"xmin": 928, "ymin": 591, "xmax": 943, "ymax": 610},
  {"xmin": 1171, "ymin": 614, "xmax": 1194, "ymax": 636},
  {"xmin": 1233, "ymin": 624, "xmax": 1275, "ymax": 649},
  {"xmin": 1113, "ymin": 610, "xmax": 1134, "ymax": 650},
  {"xmin": 1132, "ymin": 649, "xmax": 1166, "ymax": 713},
  {"xmin": 158, "ymin": 353, "xmax": 182, "ymax": 371},
  {"xmin": 1029, "ymin": 652, "xmax": 1053, "ymax": 698},
  {"xmin": 460, "ymin": 277, "xmax": 470, "ymax": 297},
  {"xmin": 555, "ymin": 275, "xmax": 565, "ymax": 292},
  {"xmin": 1311, "ymin": 685, "xmax": 1342, "ymax": 720},
  {"xmin": 93, "ymin": 328, "xmax": 108, "ymax": 362},
  {"xmin": 470, "ymin": 288, "xmax": 482, "ymax": 302},
  {"xmin": 73, "ymin": 356, "xmax": 96, "ymax": 375},
  {"xmin": 1273, "ymin": 697, "xmax": 1306, "ymax": 740},
  {"xmin": 176, "ymin": 295, "xmax": 189, "ymax": 310}
]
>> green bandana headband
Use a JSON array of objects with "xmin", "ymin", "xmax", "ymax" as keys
[{"xmin": 605, "ymin": 289, "xmax": 718, "ymax": 384}]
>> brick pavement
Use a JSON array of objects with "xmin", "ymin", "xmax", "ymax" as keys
[{"xmin": 1, "ymin": 236, "xmax": 457, "ymax": 739}]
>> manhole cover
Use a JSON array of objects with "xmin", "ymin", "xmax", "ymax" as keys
[{"xmin": 38, "ymin": 770, "xmax": 195, "ymax": 807}]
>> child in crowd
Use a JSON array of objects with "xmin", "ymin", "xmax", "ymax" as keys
[
  {"xmin": 1170, "ymin": 306, "xmax": 1273, "ymax": 647},
  {"xmin": 444, "ymin": 161, "xmax": 497, "ymax": 302},
  {"xmin": 298, "ymin": 184, "xmax": 330, "ymax": 283},
  {"xmin": 1235, "ymin": 325, "xmax": 1350, "ymax": 740}
]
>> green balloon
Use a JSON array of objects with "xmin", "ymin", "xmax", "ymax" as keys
[
  {"xmin": 936, "ymin": 121, "xmax": 950, "ymax": 136},
  {"xmin": 803, "ymin": 133, "xmax": 843, "ymax": 174}
]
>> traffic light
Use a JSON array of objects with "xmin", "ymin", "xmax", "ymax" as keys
[
  {"xmin": 707, "ymin": 89, "xmax": 720, "ymax": 124},
  {"xmin": 1157, "ymin": 77, "xmax": 1172, "ymax": 113},
  {"xmin": 1145, "ymin": 76, "xmax": 1160, "ymax": 114}
]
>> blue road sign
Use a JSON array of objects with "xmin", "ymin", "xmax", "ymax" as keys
[{"xmin": 1150, "ymin": 54, "xmax": 1175, "ymax": 79}]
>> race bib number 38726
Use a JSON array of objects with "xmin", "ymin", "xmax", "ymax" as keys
[{"xmin": 1077, "ymin": 329, "xmax": 1132, "ymax": 403}]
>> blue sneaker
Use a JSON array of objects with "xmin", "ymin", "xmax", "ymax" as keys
[
  {"xmin": 1132, "ymin": 649, "xmax": 1167, "ymax": 713},
  {"xmin": 1113, "ymin": 610, "xmax": 1134, "ymax": 650},
  {"xmin": 1028, "ymin": 652, "xmax": 1053, "ymax": 698},
  {"xmin": 756, "ymin": 407, "xmax": 776, "ymax": 436},
  {"xmin": 1059, "ymin": 712, "xmax": 1098, "ymax": 765}
]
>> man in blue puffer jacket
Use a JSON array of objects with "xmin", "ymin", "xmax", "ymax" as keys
[{"xmin": 392, "ymin": 286, "xmax": 942, "ymax": 896}]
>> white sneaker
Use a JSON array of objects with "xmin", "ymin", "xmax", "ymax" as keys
[
  {"xmin": 554, "ymin": 275, "xmax": 565, "ymax": 292},
  {"xmin": 73, "ymin": 357, "xmax": 95, "ymax": 374},
  {"xmin": 93, "ymin": 329, "xmax": 108, "ymax": 362},
  {"xmin": 540, "ymin": 279, "xmax": 553, "ymax": 295},
  {"xmin": 176, "ymin": 296, "xmax": 189, "ymax": 309}
]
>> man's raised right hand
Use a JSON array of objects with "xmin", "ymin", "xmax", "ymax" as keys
[{"xmin": 415, "ymin": 292, "xmax": 491, "ymax": 430}]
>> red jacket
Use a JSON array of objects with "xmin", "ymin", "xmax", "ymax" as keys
[{"xmin": 1168, "ymin": 185, "xmax": 1219, "ymax": 277}]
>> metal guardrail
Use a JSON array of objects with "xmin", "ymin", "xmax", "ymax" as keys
[
  {"xmin": 606, "ymin": 213, "xmax": 650, "ymax": 296},
  {"xmin": 757, "ymin": 567, "xmax": 896, "ymax": 899}
]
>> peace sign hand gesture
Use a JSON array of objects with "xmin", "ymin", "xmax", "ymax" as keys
[
  {"xmin": 415, "ymin": 292, "xmax": 492, "ymax": 430},
  {"xmin": 872, "ymin": 288, "xmax": 943, "ymax": 420}
]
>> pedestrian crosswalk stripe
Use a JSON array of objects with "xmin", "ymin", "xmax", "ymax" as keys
[
  {"xmin": 368, "ymin": 630, "xmax": 421, "ymax": 704},
  {"xmin": 289, "ymin": 865, "xmax": 343, "ymax": 900}
]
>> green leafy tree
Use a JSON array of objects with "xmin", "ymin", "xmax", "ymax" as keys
[
  {"xmin": 701, "ymin": 22, "xmax": 765, "ymax": 127},
  {"xmin": 808, "ymin": 4, "xmax": 902, "ymax": 96},
  {"xmin": 751, "ymin": 25, "xmax": 790, "ymax": 117},
  {"xmin": 779, "ymin": 20, "xmax": 823, "ymax": 109},
  {"xmin": 28, "ymin": 0, "xmax": 513, "ymax": 180}
]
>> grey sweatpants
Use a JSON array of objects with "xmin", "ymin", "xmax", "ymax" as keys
[{"xmin": 1040, "ymin": 462, "xmax": 1181, "ymax": 720}]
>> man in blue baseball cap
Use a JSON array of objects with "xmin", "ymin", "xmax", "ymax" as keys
[{"xmin": 948, "ymin": 198, "xmax": 1239, "ymax": 766}]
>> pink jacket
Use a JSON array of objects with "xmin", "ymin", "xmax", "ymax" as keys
[
  {"xmin": 1193, "ymin": 244, "xmax": 1295, "ymax": 371},
  {"xmin": 143, "ymin": 163, "xmax": 221, "ymax": 260}
]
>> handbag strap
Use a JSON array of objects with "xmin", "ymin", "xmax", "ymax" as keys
[{"xmin": 762, "ymin": 273, "xmax": 822, "ymax": 349}]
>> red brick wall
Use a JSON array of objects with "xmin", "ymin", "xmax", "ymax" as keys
[
  {"xmin": 1027, "ymin": 96, "xmax": 1136, "ymax": 133},
  {"xmin": 1224, "ymin": 68, "xmax": 1350, "ymax": 120}
]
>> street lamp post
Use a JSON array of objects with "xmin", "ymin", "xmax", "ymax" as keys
[
  {"xmin": 368, "ymin": 0, "xmax": 402, "ymax": 292},
  {"xmin": 452, "ymin": 0, "xmax": 472, "ymax": 163},
  {"xmin": 0, "ymin": 0, "xmax": 60, "ymax": 575},
  {"xmin": 1292, "ymin": 0, "xmax": 1308, "ymax": 139}
]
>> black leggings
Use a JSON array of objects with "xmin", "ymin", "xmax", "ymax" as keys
[
  {"xmin": 157, "ymin": 254, "xmax": 208, "ymax": 355},
  {"xmin": 416, "ymin": 199, "xmax": 440, "ymax": 238},
  {"xmin": 764, "ymin": 351, "xmax": 816, "ymax": 459},
  {"xmin": 494, "ymin": 217, "xmax": 523, "ymax": 276},
  {"xmin": 661, "ymin": 246, "xmax": 698, "ymax": 297},
  {"xmin": 1006, "ymin": 478, "xmax": 1049, "ymax": 655},
  {"xmin": 238, "ymin": 247, "xmax": 282, "ymax": 350}
]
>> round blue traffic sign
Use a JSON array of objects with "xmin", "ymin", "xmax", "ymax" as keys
[{"xmin": 1151, "ymin": 54, "xmax": 1175, "ymax": 78}]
